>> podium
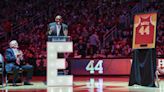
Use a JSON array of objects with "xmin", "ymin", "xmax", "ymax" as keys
[{"xmin": 47, "ymin": 36, "xmax": 73, "ymax": 86}]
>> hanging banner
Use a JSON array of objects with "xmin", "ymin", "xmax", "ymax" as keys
[{"xmin": 132, "ymin": 12, "xmax": 157, "ymax": 49}]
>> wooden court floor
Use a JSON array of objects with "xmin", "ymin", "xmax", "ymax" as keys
[{"xmin": 0, "ymin": 76, "xmax": 164, "ymax": 92}]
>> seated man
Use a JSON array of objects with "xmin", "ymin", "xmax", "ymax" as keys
[{"xmin": 5, "ymin": 40, "xmax": 33, "ymax": 86}]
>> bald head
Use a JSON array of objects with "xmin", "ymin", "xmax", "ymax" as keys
[
  {"xmin": 55, "ymin": 15, "xmax": 62, "ymax": 24},
  {"xmin": 55, "ymin": 15, "xmax": 62, "ymax": 20},
  {"xmin": 9, "ymin": 40, "xmax": 19, "ymax": 48}
]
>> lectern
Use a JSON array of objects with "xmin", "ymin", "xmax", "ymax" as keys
[{"xmin": 47, "ymin": 36, "xmax": 73, "ymax": 86}]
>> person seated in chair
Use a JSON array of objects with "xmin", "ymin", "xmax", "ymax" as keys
[{"xmin": 5, "ymin": 40, "xmax": 33, "ymax": 86}]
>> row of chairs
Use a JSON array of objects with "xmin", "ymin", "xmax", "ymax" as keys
[{"xmin": 0, "ymin": 62, "xmax": 23, "ymax": 88}]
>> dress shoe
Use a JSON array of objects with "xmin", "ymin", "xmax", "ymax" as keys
[
  {"xmin": 24, "ymin": 82, "xmax": 33, "ymax": 85},
  {"xmin": 12, "ymin": 83, "xmax": 19, "ymax": 86}
]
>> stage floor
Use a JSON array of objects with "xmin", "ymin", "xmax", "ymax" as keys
[{"xmin": 0, "ymin": 76, "xmax": 164, "ymax": 92}]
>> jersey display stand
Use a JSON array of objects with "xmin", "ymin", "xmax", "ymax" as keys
[
  {"xmin": 129, "ymin": 12, "xmax": 157, "ymax": 87},
  {"xmin": 129, "ymin": 49, "xmax": 156, "ymax": 87}
]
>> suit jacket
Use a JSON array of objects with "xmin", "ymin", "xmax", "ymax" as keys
[
  {"xmin": 5, "ymin": 48, "xmax": 16, "ymax": 64},
  {"xmin": 48, "ymin": 22, "xmax": 68, "ymax": 36},
  {"xmin": 5, "ymin": 48, "xmax": 23, "ymax": 72}
]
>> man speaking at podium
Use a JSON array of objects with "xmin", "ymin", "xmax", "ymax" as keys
[
  {"xmin": 48, "ymin": 15, "xmax": 68, "ymax": 36},
  {"xmin": 47, "ymin": 15, "xmax": 69, "ymax": 75}
]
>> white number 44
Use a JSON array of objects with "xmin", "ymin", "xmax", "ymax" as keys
[{"xmin": 86, "ymin": 60, "xmax": 103, "ymax": 74}]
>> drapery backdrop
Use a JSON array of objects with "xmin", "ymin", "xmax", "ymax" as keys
[{"xmin": 129, "ymin": 49, "xmax": 156, "ymax": 87}]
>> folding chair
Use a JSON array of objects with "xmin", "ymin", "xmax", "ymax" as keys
[
  {"xmin": 0, "ymin": 62, "xmax": 4, "ymax": 87},
  {"xmin": 6, "ymin": 68, "xmax": 23, "ymax": 86}
]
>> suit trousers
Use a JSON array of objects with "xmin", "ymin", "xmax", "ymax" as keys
[{"xmin": 6, "ymin": 63, "xmax": 33, "ymax": 84}]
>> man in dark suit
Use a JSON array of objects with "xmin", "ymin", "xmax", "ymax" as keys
[
  {"xmin": 48, "ymin": 15, "xmax": 68, "ymax": 36},
  {"xmin": 5, "ymin": 40, "xmax": 33, "ymax": 86},
  {"xmin": 47, "ymin": 15, "xmax": 69, "ymax": 75}
]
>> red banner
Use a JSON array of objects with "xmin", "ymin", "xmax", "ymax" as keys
[{"xmin": 132, "ymin": 13, "xmax": 157, "ymax": 49}]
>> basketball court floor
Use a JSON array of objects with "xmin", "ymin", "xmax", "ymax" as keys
[{"xmin": 0, "ymin": 76, "xmax": 164, "ymax": 92}]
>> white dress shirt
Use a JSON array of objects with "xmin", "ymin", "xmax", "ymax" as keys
[
  {"xmin": 12, "ymin": 48, "xmax": 23, "ymax": 64},
  {"xmin": 56, "ymin": 24, "xmax": 61, "ymax": 36}
]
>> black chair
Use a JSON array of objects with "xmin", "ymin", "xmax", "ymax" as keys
[{"xmin": 0, "ymin": 62, "xmax": 4, "ymax": 87}]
